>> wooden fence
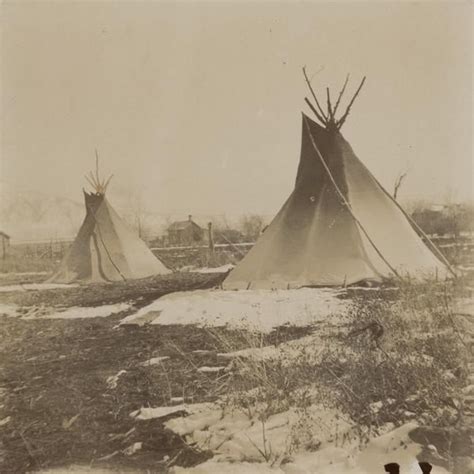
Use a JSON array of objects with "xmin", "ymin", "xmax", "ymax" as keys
[{"xmin": 8, "ymin": 236, "xmax": 474, "ymax": 271}]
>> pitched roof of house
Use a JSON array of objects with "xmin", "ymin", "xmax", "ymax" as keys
[{"xmin": 168, "ymin": 220, "xmax": 202, "ymax": 231}]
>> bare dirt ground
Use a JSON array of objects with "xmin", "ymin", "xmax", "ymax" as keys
[
  {"xmin": 0, "ymin": 273, "xmax": 221, "ymax": 472},
  {"xmin": 0, "ymin": 272, "xmax": 224, "ymax": 308},
  {"xmin": 0, "ymin": 272, "xmax": 313, "ymax": 473}
]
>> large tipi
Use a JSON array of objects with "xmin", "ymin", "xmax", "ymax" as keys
[
  {"xmin": 50, "ymin": 162, "xmax": 170, "ymax": 283},
  {"xmin": 223, "ymin": 72, "xmax": 454, "ymax": 290}
]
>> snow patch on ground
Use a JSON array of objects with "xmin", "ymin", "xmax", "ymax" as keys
[
  {"xmin": 458, "ymin": 265, "xmax": 474, "ymax": 272},
  {"xmin": 130, "ymin": 403, "xmax": 214, "ymax": 421},
  {"xmin": 1, "ymin": 302, "xmax": 131, "ymax": 320},
  {"xmin": 120, "ymin": 288, "xmax": 350, "ymax": 332},
  {"xmin": 0, "ymin": 283, "xmax": 78, "ymax": 293},
  {"xmin": 180, "ymin": 264, "xmax": 235, "ymax": 274},
  {"xmin": 217, "ymin": 346, "xmax": 279, "ymax": 361},
  {"xmin": 197, "ymin": 366, "xmax": 226, "ymax": 373},
  {"xmin": 168, "ymin": 408, "xmax": 450, "ymax": 474},
  {"xmin": 165, "ymin": 402, "xmax": 354, "ymax": 460},
  {"xmin": 0, "ymin": 271, "xmax": 49, "ymax": 278},
  {"xmin": 106, "ymin": 370, "xmax": 127, "ymax": 389},
  {"xmin": 453, "ymin": 297, "xmax": 474, "ymax": 316},
  {"xmin": 140, "ymin": 356, "xmax": 170, "ymax": 366},
  {"xmin": 0, "ymin": 304, "xmax": 21, "ymax": 318},
  {"xmin": 193, "ymin": 264, "xmax": 235, "ymax": 274},
  {"xmin": 172, "ymin": 461, "xmax": 280, "ymax": 474},
  {"xmin": 38, "ymin": 467, "xmax": 126, "ymax": 473},
  {"xmin": 131, "ymin": 406, "xmax": 186, "ymax": 419},
  {"xmin": 171, "ymin": 397, "xmax": 185, "ymax": 404},
  {"xmin": 0, "ymin": 416, "xmax": 11, "ymax": 427},
  {"xmin": 122, "ymin": 441, "xmax": 142, "ymax": 456},
  {"xmin": 217, "ymin": 327, "xmax": 341, "ymax": 367},
  {"xmin": 347, "ymin": 286, "xmax": 399, "ymax": 291},
  {"xmin": 23, "ymin": 303, "xmax": 131, "ymax": 320}
]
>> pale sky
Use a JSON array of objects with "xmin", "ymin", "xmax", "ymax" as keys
[{"xmin": 1, "ymin": 0, "xmax": 472, "ymax": 217}]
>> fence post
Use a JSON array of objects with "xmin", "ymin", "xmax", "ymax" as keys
[{"xmin": 208, "ymin": 222, "xmax": 215, "ymax": 265}]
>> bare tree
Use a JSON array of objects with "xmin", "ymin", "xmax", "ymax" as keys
[
  {"xmin": 239, "ymin": 214, "xmax": 266, "ymax": 241},
  {"xmin": 393, "ymin": 169, "xmax": 409, "ymax": 201},
  {"xmin": 126, "ymin": 190, "xmax": 152, "ymax": 241}
]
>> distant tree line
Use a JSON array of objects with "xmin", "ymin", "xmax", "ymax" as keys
[
  {"xmin": 213, "ymin": 214, "xmax": 266, "ymax": 244},
  {"xmin": 410, "ymin": 203, "xmax": 474, "ymax": 238},
  {"xmin": 149, "ymin": 203, "xmax": 474, "ymax": 250}
]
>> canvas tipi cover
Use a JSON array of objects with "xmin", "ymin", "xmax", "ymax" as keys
[
  {"xmin": 50, "ymin": 180, "xmax": 169, "ymax": 283},
  {"xmin": 223, "ymin": 77, "xmax": 452, "ymax": 289}
]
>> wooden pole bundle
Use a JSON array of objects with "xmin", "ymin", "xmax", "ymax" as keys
[
  {"xmin": 84, "ymin": 150, "xmax": 114, "ymax": 195},
  {"xmin": 336, "ymin": 76, "xmax": 366, "ymax": 130},
  {"xmin": 302, "ymin": 67, "xmax": 366, "ymax": 132},
  {"xmin": 302, "ymin": 66, "xmax": 328, "ymax": 126},
  {"xmin": 333, "ymin": 74, "xmax": 350, "ymax": 117}
]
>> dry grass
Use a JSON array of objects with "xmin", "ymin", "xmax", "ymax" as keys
[
  {"xmin": 0, "ymin": 272, "xmax": 228, "ymax": 473},
  {"xmin": 202, "ymin": 279, "xmax": 471, "ymax": 464},
  {"xmin": 0, "ymin": 252, "xmax": 58, "ymax": 275}
]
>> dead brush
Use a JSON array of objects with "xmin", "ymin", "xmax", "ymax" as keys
[
  {"xmin": 205, "ymin": 325, "xmax": 324, "ymax": 416},
  {"xmin": 0, "ymin": 251, "xmax": 57, "ymax": 274},
  {"xmin": 200, "ymin": 324, "xmax": 350, "ymax": 462},
  {"xmin": 197, "ymin": 279, "xmax": 470, "ymax": 459},
  {"xmin": 327, "ymin": 280, "xmax": 469, "ymax": 434}
]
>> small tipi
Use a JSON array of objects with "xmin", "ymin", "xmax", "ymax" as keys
[
  {"xmin": 50, "ymin": 161, "xmax": 170, "ymax": 283},
  {"xmin": 223, "ymin": 71, "xmax": 454, "ymax": 290}
]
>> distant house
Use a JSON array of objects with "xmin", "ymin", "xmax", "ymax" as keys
[
  {"xmin": 167, "ymin": 216, "xmax": 204, "ymax": 246},
  {"xmin": 0, "ymin": 231, "xmax": 10, "ymax": 259}
]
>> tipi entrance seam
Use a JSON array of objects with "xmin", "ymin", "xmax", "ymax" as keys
[
  {"xmin": 90, "ymin": 231, "xmax": 112, "ymax": 282},
  {"xmin": 303, "ymin": 115, "xmax": 401, "ymax": 281},
  {"xmin": 92, "ymin": 214, "xmax": 127, "ymax": 281},
  {"xmin": 307, "ymin": 170, "xmax": 384, "ymax": 283}
]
